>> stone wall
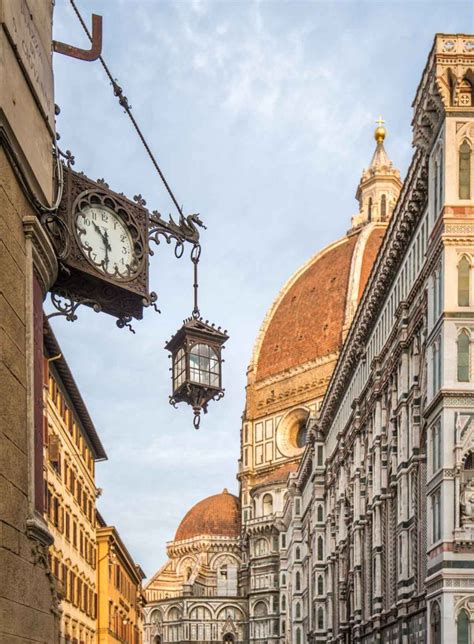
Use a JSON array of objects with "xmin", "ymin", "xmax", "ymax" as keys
[{"xmin": 0, "ymin": 0, "xmax": 59, "ymax": 641}]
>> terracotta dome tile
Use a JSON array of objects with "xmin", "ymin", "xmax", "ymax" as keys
[
  {"xmin": 174, "ymin": 490, "xmax": 241, "ymax": 541},
  {"xmin": 256, "ymin": 233, "xmax": 360, "ymax": 381},
  {"xmin": 358, "ymin": 227, "xmax": 386, "ymax": 301}
]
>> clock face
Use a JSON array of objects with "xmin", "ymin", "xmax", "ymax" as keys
[{"xmin": 75, "ymin": 205, "xmax": 138, "ymax": 279}]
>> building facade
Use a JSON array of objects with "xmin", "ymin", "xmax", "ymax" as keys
[
  {"xmin": 44, "ymin": 321, "xmax": 108, "ymax": 644},
  {"xmin": 280, "ymin": 33, "xmax": 474, "ymax": 643},
  {"xmin": 0, "ymin": 1, "xmax": 60, "ymax": 640},
  {"xmin": 97, "ymin": 514, "xmax": 146, "ymax": 644},
  {"xmin": 145, "ymin": 32, "xmax": 474, "ymax": 644}
]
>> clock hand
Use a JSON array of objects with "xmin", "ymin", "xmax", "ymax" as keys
[
  {"xmin": 92, "ymin": 220, "xmax": 104, "ymax": 241},
  {"xmin": 102, "ymin": 228, "xmax": 112, "ymax": 251},
  {"xmin": 103, "ymin": 229, "xmax": 110, "ymax": 269}
]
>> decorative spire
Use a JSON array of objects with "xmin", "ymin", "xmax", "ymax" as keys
[
  {"xmin": 369, "ymin": 116, "xmax": 391, "ymax": 169},
  {"xmin": 352, "ymin": 119, "xmax": 402, "ymax": 228},
  {"xmin": 374, "ymin": 115, "xmax": 386, "ymax": 142}
]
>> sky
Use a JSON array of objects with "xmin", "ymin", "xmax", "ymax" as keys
[{"xmin": 51, "ymin": 0, "xmax": 474, "ymax": 577}]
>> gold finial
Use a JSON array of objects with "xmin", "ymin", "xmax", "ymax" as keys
[{"xmin": 374, "ymin": 115, "xmax": 386, "ymax": 143}]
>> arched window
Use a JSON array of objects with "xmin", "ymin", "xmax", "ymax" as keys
[
  {"xmin": 317, "ymin": 505, "xmax": 324, "ymax": 522},
  {"xmin": 295, "ymin": 546, "xmax": 301, "ymax": 561},
  {"xmin": 168, "ymin": 606, "xmax": 181, "ymax": 621},
  {"xmin": 281, "ymin": 573, "xmax": 286, "ymax": 586},
  {"xmin": 457, "ymin": 608, "xmax": 470, "ymax": 644},
  {"xmin": 459, "ymin": 257, "xmax": 470, "ymax": 306},
  {"xmin": 460, "ymin": 141, "xmax": 471, "ymax": 199},
  {"xmin": 295, "ymin": 571, "xmax": 301, "ymax": 591},
  {"xmin": 368, "ymin": 197, "xmax": 373, "ymax": 221},
  {"xmin": 458, "ymin": 330, "xmax": 470, "ymax": 382},
  {"xmin": 317, "ymin": 535, "xmax": 324, "ymax": 561},
  {"xmin": 253, "ymin": 601, "xmax": 268, "ymax": 617},
  {"xmin": 255, "ymin": 538, "xmax": 268, "ymax": 556},
  {"xmin": 281, "ymin": 594, "xmax": 286, "ymax": 611},
  {"xmin": 317, "ymin": 607, "xmax": 324, "ymax": 629},
  {"xmin": 296, "ymin": 627, "xmax": 302, "ymax": 644},
  {"xmin": 317, "ymin": 574, "xmax": 324, "ymax": 596},
  {"xmin": 295, "ymin": 602, "xmax": 301, "ymax": 619},
  {"xmin": 262, "ymin": 494, "xmax": 273, "ymax": 515},
  {"xmin": 431, "ymin": 602, "xmax": 442, "ymax": 644},
  {"xmin": 381, "ymin": 194, "xmax": 387, "ymax": 220}
]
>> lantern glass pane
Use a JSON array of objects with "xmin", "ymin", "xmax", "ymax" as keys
[
  {"xmin": 189, "ymin": 343, "xmax": 220, "ymax": 387},
  {"xmin": 173, "ymin": 348, "xmax": 186, "ymax": 390}
]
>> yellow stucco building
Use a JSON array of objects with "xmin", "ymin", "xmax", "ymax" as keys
[
  {"xmin": 43, "ymin": 320, "xmax": 108, "ymax": 643},
  {"xmin": 96, "ymin": 513, "xmax": 146, "ymax": 644}
]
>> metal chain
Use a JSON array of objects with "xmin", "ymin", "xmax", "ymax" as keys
[{"xmin": 69, "ymin": 0, "xmax": 185, "ymax": 217}]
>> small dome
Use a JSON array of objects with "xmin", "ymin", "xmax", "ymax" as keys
[{"xmin": 175, "ymin": 490, "xmax": 241, "ymax": 541}]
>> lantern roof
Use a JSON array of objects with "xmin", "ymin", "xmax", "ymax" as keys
[{"xmin": 165, "ymin": 315, "xmax": 229, "ymax": 353}]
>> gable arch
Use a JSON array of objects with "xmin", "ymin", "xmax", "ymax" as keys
[
  {"xmin": 166, "ymin": 605, "xmax": 182, "ymax": 621},
  {"xmin": 189, "ymin": 604, "xmax": 214, "ymax": 620},
  {"xmin": 209, "ymin": 552, "xmax": 240, "ymax": 570},
  {"xmin": 176, "ymin": 556, "xmax": 197, "ymax": 577},
  {"xmin": 252, "ymin": 600, "xmax": 269, "ymax": 617},
  {"xmin": 216, "ymin": 605, "xmax": 244, "ymax": 620}
]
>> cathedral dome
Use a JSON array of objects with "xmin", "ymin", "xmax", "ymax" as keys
[
  {"xmin": 174, "ymin": 489, "xmax": 241, "ymax": 541},
  {"xmin": 252, "ymin": 225, "xmax": 385, "ymax": 383}
]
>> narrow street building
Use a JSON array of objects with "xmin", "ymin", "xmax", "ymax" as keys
[
  {"xmin": 43, "ymin": 321, "xmax": 107, "ymax": 643},
  {"xmin": 97, "ymin": 514, "xmax": 146, "ymax": 644},
  {"xmin": 0, "ymin": 2, "xmax": 60, "ymax": 640}
]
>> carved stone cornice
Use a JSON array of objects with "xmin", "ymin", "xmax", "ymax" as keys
[
  {"xmin": 23, "ymin": 215, "xmax": 58, "ymax": 296},
  {"xmin": 26, "ymin": 513, "xmax": 54, "ymax": 548}
]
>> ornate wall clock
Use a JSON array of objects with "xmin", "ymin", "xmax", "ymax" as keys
[{"xmin": 49, "ymin": 164, "xmax": 151, "ymax": 323}]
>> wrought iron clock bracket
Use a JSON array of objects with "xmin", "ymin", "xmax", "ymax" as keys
[
  {"xmin": 46, "ymin": 292, "xmax": 140, "ymax": 334},
  {"xmin": 46, "ymin": 293, "xmax": 102, "ymax": 324},
  {"xmin": 143, "ymin": 291, "xmax": 160, "ymax": 314},
  {"xmin": 148, "ymin": 210, "xmax": 206, "ymax": 259}
]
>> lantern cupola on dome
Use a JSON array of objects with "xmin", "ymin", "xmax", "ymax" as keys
[{"xmin": 353, "ymin": 117, "xmax": 402, "ymax": 228}]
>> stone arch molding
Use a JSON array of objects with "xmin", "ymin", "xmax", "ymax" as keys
[
  {"xmin": 456, "ymin": 122, "xmax": 474, "ymax": 148},
  {"xmin": 176, "ymin": 555, "xmax": 197, "ymax": 578},
  {"xmin": 252, "ymin": 599, "xmax": 269, "ymax": 616},
  {"xmin": 189, "ymin": 603, "xmax": 214, "ymax": 616},
  {"xmin": 216, "ymin": 604, "xmax": 244, "ymax": 621},
  {"xmin": 165, "ymin": 604, "xmax": 182, "ymax": 620},
  {"xmin": 454, "ymin": 595, "xmax": 474, "ymax": 618},
  {"xmin": 210, "ymin": 552, "xmax": 240, "ymax": 570},
  {"xmin": 150, "ymin": 608, "xmax": 163, "ymax": 625},
  {"xmin": 455, "ymin": 413, "xmax": 474, "ymax": 462}
]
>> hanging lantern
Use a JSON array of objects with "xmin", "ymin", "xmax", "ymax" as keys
[
  {"xmin": 165, "ymin": 245, "xmax": 228, "ymax": 428},
  {"xmin": 165, "ymin": 315, "xmax": 228, "ymax": 428}
]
